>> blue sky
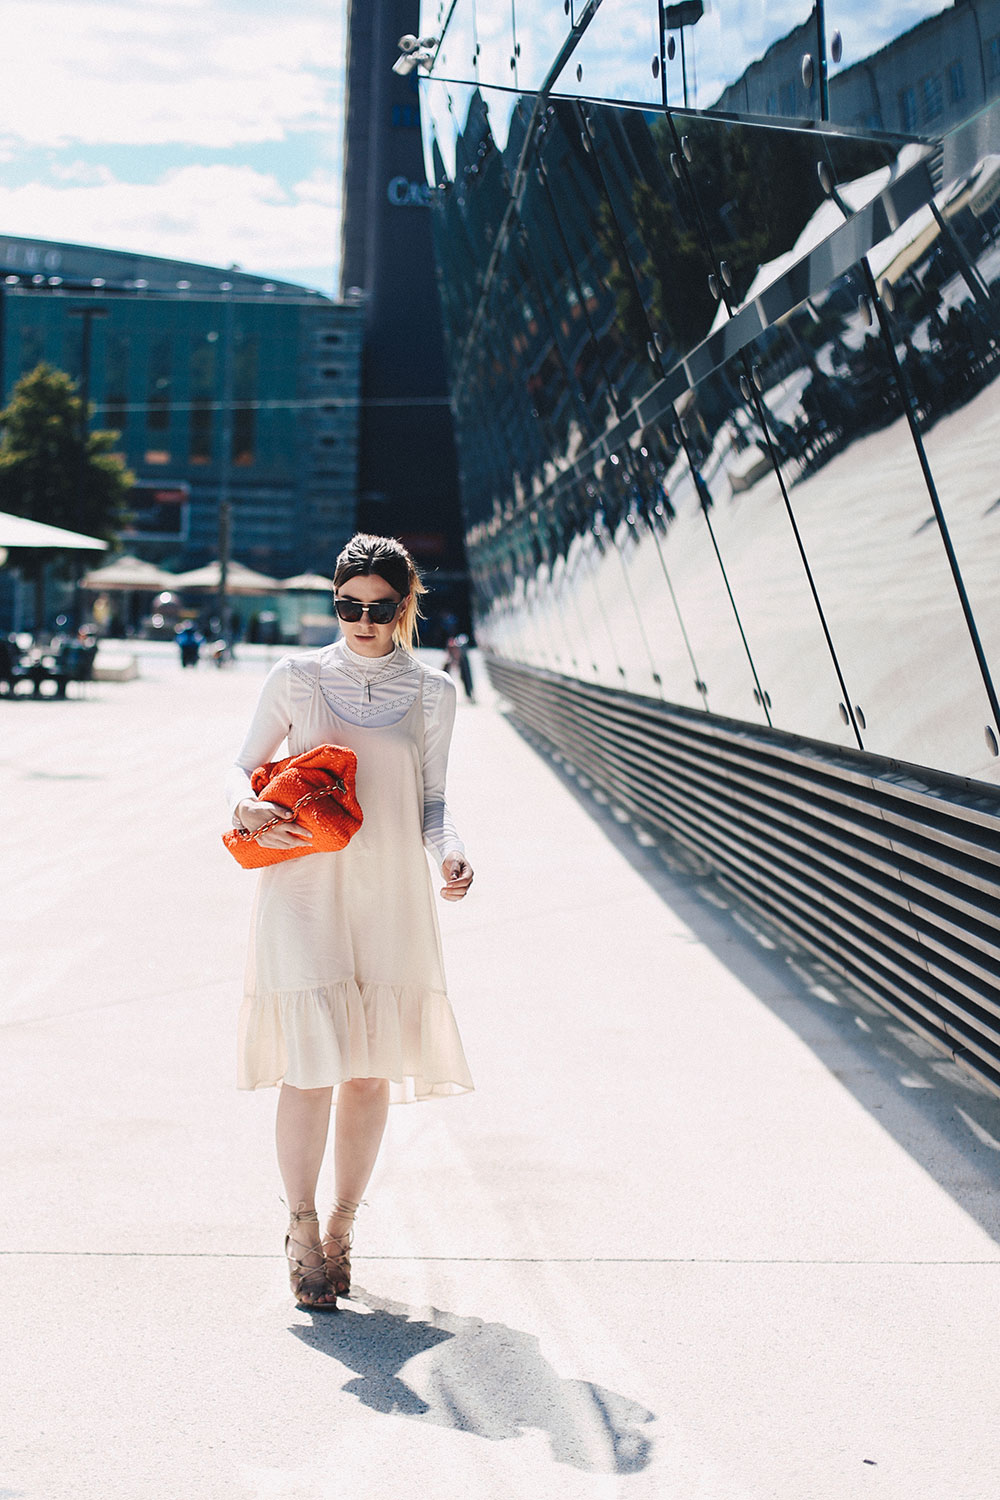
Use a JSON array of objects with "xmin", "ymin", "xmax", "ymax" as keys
[{"xmin": 0, "ymin": 0, "xmax": 346, "ymax": 293}]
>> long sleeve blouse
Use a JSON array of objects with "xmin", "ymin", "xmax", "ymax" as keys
[{"xmin": 225, "ymin": 640, "xmax": 465, "ymax": 866}]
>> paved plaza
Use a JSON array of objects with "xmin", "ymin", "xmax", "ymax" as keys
[{"xmin": 2, "ymin": 644, "xmax": 1000, "ymax": 1500}]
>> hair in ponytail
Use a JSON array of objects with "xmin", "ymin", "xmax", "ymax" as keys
[{"xmin": 332, "ymin": 533, "xmax": 426, "ymax": 651}]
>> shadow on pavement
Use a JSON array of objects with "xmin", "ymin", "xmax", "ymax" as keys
[
  {"xmin": 291, "ymin": 1290, "xmax": 654, "ymax": 1473},
  {"xmin": 503, "ymin": 710, "xmax": 1000, "ymax": 1251}
]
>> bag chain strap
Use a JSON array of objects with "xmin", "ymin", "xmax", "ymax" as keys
[{"xmin": 233, "ymin": 777, "xmax": 347, "ymax": 842}]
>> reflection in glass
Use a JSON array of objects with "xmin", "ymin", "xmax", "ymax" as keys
[
  {"xmin": 635, "ymin": 112, "xmax": 897, "ymax": 336},
  {"xmin": 467, "ymin": 0, "xmax": 516, "ymax": 91},
  {"xmin": 613, "ymin": 418, "xmax": 770, "ymax": 718},
  {"xmin": 893, "ymin": 148, "xmax": 1000, "ymax": 764},
  {"xmin": 708, "ymin": 2, "xmax": 976, "ymax": 132},
  {"xmin": 424, "ymin": 18, "xmax": 1000, "ymax": 783},
  {"xmin": 742, "ymin": 261, "xmax": 997, "ymax": 779},
  {"xmin": 550, "ymin": 0, "xmax": 662, "ymax": 106},
  {"xmin": 673, "ymin": 353, "xmax": 859, "ymax": 747},
  {"xmin": 435, "ymin": 0, "xmax": 479, "ymax": 90}
]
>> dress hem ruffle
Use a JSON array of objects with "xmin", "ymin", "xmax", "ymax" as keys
[{"xmin": 237, "ymin": 976, "xmax": 475, "ymax": 1103}]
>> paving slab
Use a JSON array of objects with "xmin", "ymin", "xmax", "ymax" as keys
[{"xmin": 2, "ymin": 646, "xmax": 999, "ymax": 1500}]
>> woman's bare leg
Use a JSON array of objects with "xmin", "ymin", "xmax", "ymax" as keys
[
  {"xmin": 325, "ymin": 1077, "xmax": 390, "ymax": 1288},
  {"xmin": 276, "ymin": 1083, "xmax": 333, "ymax": 1209},
  {"xmin": 333, "ymin": 1077, "xmax": 390, "ymax": 1203},
  {"xmin": 276, "ymin": 1083, "xmax": 336, "ymax": 1304}
]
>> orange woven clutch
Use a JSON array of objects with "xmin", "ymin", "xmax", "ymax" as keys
[{"xmin": 222, "ymin": 743, "xmax": 363, "ymax": 869}]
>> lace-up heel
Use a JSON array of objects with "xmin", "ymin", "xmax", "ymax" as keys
[
  {"xmin": 323, "ymin": 1196, "xmax": 362, "ymax": 1297},
  {"xmin": 285, "ymin": 1204, "xmax": 338, "ymax": 1310}
]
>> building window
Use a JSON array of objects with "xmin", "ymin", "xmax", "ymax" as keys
[
  {"xmin": 232, "ymin": 332, "xmax": 258, "ymax": 467},
  {"xmin": 189, "ymin": 336, "xmax": 216, "ymax": 465},
  {"xmin": 19, "ymin": 325, "xmax": 45, "ymax": 375},
  {"xmin": 322, "ymin": 332, "xmax": 342, "ymax": 345},
  {"xmin": 144, "ymin": 449, "xmax": 170, "ymax": 465},
  {"xmin": 147, "ymin": 336, "xmax": 171, "ymax": 432},
  {"xmin": 900, "ymin": 87, "xmax": 918, "ymax": 131},
  {"xmin": 104, "ymin": 332, "xmax": 129, "ymax": 434},
  {"xmin": 948, "ymin": 60, "xmax": 966, "ymax": 104},
  {"xmin": 921, "ymin": 73, "xmax": 943, "ymax": 121}
]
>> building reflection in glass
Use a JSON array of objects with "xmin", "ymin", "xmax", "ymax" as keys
[{"xmin": 422, "ymin": 0, "xmax": 1000, "ymax": 785}]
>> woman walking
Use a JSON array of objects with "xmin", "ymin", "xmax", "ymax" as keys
[{"xmin": 226, "ymin": 534, "xmax": 474, "ymax": 1308}]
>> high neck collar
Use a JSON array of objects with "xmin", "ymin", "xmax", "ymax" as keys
[{"xmin": 338, "ymin": 639, "xmax": 402, "ymax": 671}]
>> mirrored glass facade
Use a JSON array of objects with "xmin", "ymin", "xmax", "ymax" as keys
[{"xmin": 419, "ymin": 0, "xmax": 1000, "ymax": 786}]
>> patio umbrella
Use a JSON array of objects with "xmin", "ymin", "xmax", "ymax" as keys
[
  {"xmin": 79, "ymin": 554, "xmax": 176, "ymax": 590},
  {"xmin": 170, "ymin": 560, "xmax": 284, "ymax": 594},
  {"xmin": 0, "ymin": 510, "xmax": 109, "ymax": 552},
  {"xmin": 282, "ymin": 572, "xmax": 335, "ymax": 592}
]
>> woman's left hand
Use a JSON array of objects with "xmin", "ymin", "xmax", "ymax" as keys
[{"xmin": 441, "ymin": 854, "xmax": 474, "ymax": 901}]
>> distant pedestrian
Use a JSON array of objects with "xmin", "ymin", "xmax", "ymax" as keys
[
  {"xmin": 176, "ymin": 622, "xmax": 203, "ymax": 667},
  {"xmin": 444, "ymin": 634, "xmax": 475, "ymax": 702},
  {"xmin": 226, "ymin": 533, "xmax": 474, "ymax": 1310}
]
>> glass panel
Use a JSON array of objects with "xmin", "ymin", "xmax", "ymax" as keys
[
  {"xmin": 560, "ymin": 499, "xmax": 628, "ymax": 687},
  {"xmin": 640, "ymin": 111, "xmax": 899, "ymax": 336},
  {"xmin": 421, "ymin": 77, "xmax": 464, "ymax": 183},
  {"xmin": 686, "ymin": 4, "xmax": 944, "ymax": 122},
  {"xmin": 550, "ymin": 0, "xmax": 662, "ymax": 105},
  {"xmin": 516, "ymin": 136, "xmax": 618, "ymax": 447},
  {"xmin": 676, "ymin": 351, "xmax": 857, "ymax": 747},
  {"xmin": 903, "ymin": 140, "xmax": 1000, "ymax": 781},
  {"xmin": 744, "ymin": 257, "xmax": 997, "ymax": 780},
  {"xmin": 624, "ymin": 416, "xmax": 770, "ymax": 720},
  {"xmin": 471, "ymin": 0, "xmax": 517, "ymax": 91},
  {"xmin": 626, "ymin": 438, "xmax": 711, "ymax": 711},
  {"xmin": 436, "ymin": 0, "xmax": 480, "ymax": 87},
  {"xmin": 510, "ymin": 1, "xmax": 573, "ymax": 93},
  {"xmin": 581, "ymin": 101, "xmax": 715, "ymax": 373},
  {"xmin": 529, "ymin": 99, "xmax": 663, "ymax": 428}
]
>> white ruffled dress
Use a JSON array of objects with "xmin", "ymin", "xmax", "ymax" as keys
[{"xmin": 226, "ymin": 641, "xmax": 474, "ymax": 1103}]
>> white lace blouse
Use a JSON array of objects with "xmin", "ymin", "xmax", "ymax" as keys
[{"xmin": 225, "ymin": 640, "xmax": 465, "ymax": 865}]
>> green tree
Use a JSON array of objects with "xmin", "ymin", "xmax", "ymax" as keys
[{"xmin": 0, "ymin": 363, "xmax": 134, "ymax": 627}]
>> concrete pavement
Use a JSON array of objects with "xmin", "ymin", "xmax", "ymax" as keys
[{"xmin": 2, "ymin": 644, "xmax": 1000, "ymax": 1500}]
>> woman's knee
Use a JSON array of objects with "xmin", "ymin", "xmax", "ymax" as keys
[
  {"xmin": 281, "ymin": 1083, "xmax": 332, "ymax": 1103},
  {"xmin": 340, "ymin": 1076, "xmax": 389, "ymax": 1101}
]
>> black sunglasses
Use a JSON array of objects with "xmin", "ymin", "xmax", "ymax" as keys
[{"xmin": 334, "ymin": 596, "xmax": 403, "ymax": 625}]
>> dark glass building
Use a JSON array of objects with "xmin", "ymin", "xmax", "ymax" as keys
[
  {"xmin": 419, "ymin": 2, "xmax": 1000, "ymax": 1093},
  {"xmin": 340, "ymin": 0, "xmax": 468, "ymax": 632},
  {"xmin": 0, "ymin": 234, "xmax": 363, "ymax": 577}
]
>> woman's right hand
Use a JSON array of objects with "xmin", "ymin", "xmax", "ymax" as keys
[{"xmin": 233, "ymin": 797, "xmax": 314, "ymax": 849}]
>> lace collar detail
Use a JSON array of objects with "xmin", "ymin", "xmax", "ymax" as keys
[{"xmin": 329, "ymin": 640, "xmax": 414, "ymax": 688}]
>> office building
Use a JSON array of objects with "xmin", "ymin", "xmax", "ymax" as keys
[{"xmin": 0, "ymin": 234, "xmax": 363, "ymax": 578}]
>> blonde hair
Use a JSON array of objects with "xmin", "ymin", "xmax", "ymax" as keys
[{"xmin": 333, "ymin": 532, "xmax": 427, "ymax": 652}]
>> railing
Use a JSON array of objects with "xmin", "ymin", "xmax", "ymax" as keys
[{"xmin": 487, "ymin": 654, "xmax": 1000, "ymax": 1098}]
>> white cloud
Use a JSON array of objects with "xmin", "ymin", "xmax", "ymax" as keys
[
  {"xmin": 2, "ymin": 1, "xmax": 344, "ymax": 149},
  {"xmin": 0, "ymin": 163, "xmax": 340, "ymax": 288}
]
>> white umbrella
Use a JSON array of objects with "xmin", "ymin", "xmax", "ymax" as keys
[
  {"xmin": 170, "ymin": 560, "xmax": 283, "ymax": 593},
  {"xmin": 79, "ymin": 554, "xmax": 176, "ymax": 590},
  {"xmin": 282, "ymin": 572, "xmax": 335, "ymax": 591},
  {"xmin": 0, "ymin": 510, "xmax": 109, "ymax": 552}
]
